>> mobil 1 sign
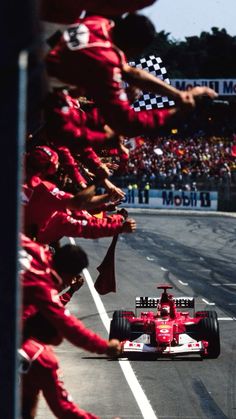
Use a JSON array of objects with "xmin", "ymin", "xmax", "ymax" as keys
[
  {"xmin": 171, "ymin": 79, "xmax": 236, "ymax": 96},
  {"xmin": 122, "ymin": 189, "xmax": 218, "ymax": 211}
]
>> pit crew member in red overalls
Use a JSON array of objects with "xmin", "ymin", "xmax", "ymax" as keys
[
  {"xmin": 37, "ymin": 206, "xmax": 136, "ymax": 244},
  {"xmin": 46, "ymin": 14, "xmax": 217, "ymax": 138},
  {"xmin": 24, "ymin": 145, "xmax": 135, "ymax": 244},
  {"xmin": 55, "ymin": 145, "xmax": 88, "ymax": 190},
  {"xmin": 19, "ymin": 235, "xmax": 121, "ymax": 418},
  {"xmin": 43, "ymin": 88, "xmax": 126, "ymax": 198},
  {"xmin": 22, "ymin": 146, "xmax": 123, "ymax": 239}
]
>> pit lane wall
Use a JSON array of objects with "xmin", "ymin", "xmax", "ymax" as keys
[{"xmin": 120, "ymin": 190, "xmax": 218, "ymax": 211}]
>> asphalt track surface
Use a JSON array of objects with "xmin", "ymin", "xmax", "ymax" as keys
[{"xmin": 37, "ymin": 213, "xmax": 236, "ymax": 419}]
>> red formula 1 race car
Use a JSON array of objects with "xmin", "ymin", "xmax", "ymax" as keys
[{"xmin": 109, "ymin": 285, "xmax": 220, "ymax": 359}]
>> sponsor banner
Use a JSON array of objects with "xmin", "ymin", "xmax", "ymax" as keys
[
  {"xmin": 121, "ymin": 189, "xmax": 218, "ymax": 211},
  {"xmin": 170, "ymin": 79, "xmax": 236, "ymax": 96}
]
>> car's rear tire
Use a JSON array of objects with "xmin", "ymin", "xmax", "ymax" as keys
[
  {"xmin": 112, "ymin": 310, "xmax": 134, "ymax": 320},
  {"xmin": 109, "ymin": 317, "xmax": 131, "ymax": 341},
  {"xmin": 197, "ymin": 317, "xmax": 220, "ymax": 358}
]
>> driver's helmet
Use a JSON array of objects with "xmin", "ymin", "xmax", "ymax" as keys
[{"xmin": 160, "ymin": 305, "xmax": 170, "ymax": 317}]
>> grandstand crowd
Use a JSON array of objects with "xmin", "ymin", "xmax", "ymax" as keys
[
  {"xmin": 118, "ymin": 134, "xmax": 236, "ymax": 190},
  {"xmin": 19, "ymin": 1, "xmax": 233, "ymax": 418}
]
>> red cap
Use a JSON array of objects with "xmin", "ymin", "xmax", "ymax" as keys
[{"xmin": 27, "ymin": 146, "xmax": 59, "ymax": 174}]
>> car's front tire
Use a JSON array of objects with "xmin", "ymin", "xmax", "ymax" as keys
[
  {"xmin": 197, "ymin": 317, "xmax": 220, "ymax": 359},
  {"xmin": 109, "ymin": 317, "xmax": 131, "ymax": 341},
  {"xmin": 112, "ymin": 310, "xmax": 134, "ymax": 320},
  {"xmin": 195, "ymin": 310, "xmax": 218, "ymax": 320}
]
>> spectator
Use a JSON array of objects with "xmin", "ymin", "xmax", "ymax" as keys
[
  {"xmin": 138, "ymin": 186, "xmax": 143, "ymax": 203},
  {"xmin": 122, "ymin": 135, "xmax": 236, "ymax": 190},
  {"xmin": 144, "ymin": 182, "xmax": 150, "ymax": 204},
  {"xmin": 127, "ymin": 183, "xmax": 133, "ymax": 204}
]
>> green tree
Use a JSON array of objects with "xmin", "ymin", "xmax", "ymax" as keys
[{"xmin": 142, "ymin": 28, "xmax": 236, "ymax": 78}]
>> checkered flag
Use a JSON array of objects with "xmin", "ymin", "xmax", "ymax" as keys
[{"xmin": 129, "ymin": 55, "xmax": 175, "ymax": 111}]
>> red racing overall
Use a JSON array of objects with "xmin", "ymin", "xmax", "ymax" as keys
[
  {"xmin": 19, "ymin": 235, "xmax": 109, "ymax": 418},
  {"xmin": 46, "ymin": 16, "xmax": 171, "ymax": 138}
]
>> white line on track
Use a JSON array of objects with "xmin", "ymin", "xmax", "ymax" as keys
[
  {"xmin": 187, "ymin": 269, "xmax": 211, "ymax": 272},
  {"xmin": 202, "ymin": 298, "xmax": 215, "ymax": 306},
  {"xmin": 178, "ymin": 280, "xmax": 188, "ymax": 286},
  {"xmin": 83, "ymin": 267, "xmax": 158, "ymax": 419},
  {"xmin": 161, "ymin": 267, "xmax": 168, "ymax": 271},
  {"xmin": 211, "ymin": 283, "xmax": 236, "ymax": 287},
  {"xmin": 69, "ymin": 238, "xmax": 158, "ymax": 419},
  {"xmin": 218, "ymin": 317, "xmax": 236, "ymax": 321}
]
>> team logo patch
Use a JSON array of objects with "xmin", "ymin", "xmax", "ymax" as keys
[
  {"xmin": 18, "ymin": 249, "xmax": 33, "ymax": 272},
  {"xmin": 64, "ymin": 24, "xmax": 89, "ymax": 50},
  {"xmin": 21, "ymin": 187, "xmax": 33, "ymax": 205},
  {"xmin": 119, "ymin": 92, "xmax": 128, "ymax": 102},
  {"xmin": 61, "ymin": 106, "xmax": 70, "ymax": 114},
  {"xmin": 51, "ymin": 187, "xmax": 60, "ymax": 196},
  {"xmin": 50, "ymin": 289, "xmax": 63, "ymax": 305},
  {"xmin": 64, "ymin": 309, "xmax": 71, "ymax": 317},
  {"xmin": 113, "ymin": 67, "xmax": 122, "ymax": 84}
]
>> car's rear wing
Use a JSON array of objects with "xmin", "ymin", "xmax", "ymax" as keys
[{"xmin": 135, "ymin": 296, "xmax": 194, "ymax": 315}]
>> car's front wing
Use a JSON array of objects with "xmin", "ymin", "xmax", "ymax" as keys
[{"xmin": 122, "ymin": 333, "xmax": 206, "ymax": 356}]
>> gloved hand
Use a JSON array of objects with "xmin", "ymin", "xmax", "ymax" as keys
[
  {"xmin": 106, "ymin": 339, "xmax": 122, "ymax": 358},
  {"xmin": 122, "ymin": 218, "xmax": 136, "ymax": 233},
  {"xmin": 117, "ymin": 207, "xmax": 128, "ymax": 220},
  {"xmin": 70, "ymin": 275, "xmax": 84, "ymax": 292}
]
